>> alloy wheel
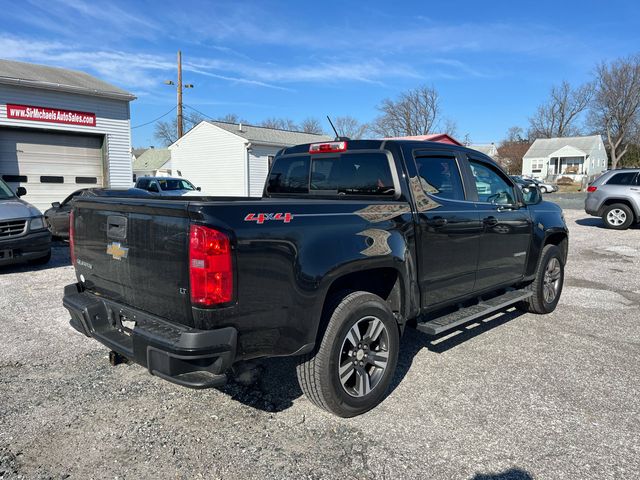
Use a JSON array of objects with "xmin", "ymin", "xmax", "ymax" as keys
[
  {"xmin": 607, "ymin": 209, "xmax": 627, "ymax": 227},
  {"xmin": 543, "ymin": 257, "xmax": 562, "ymax": 304},
  {"xmin": 338, "ymin": 316, "xmax": 390, "ymax": 398}
]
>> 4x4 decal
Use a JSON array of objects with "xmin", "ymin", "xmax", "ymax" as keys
[{"xmin": 244, "ymin": 212, "xmax": 293, "ymax": 224}]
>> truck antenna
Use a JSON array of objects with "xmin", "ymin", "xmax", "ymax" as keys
[{"xmin": 327, "ymin": 116, "xmax": 345, "ymax": 141}]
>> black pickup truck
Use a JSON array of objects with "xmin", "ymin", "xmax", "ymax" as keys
[{"xmin": 63, "ymin": 139, "xmax": 568, "ymax": 417}]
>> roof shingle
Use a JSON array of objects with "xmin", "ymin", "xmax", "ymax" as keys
[
  {"xmin": 207, "ymin": 121, "xmax": 332, "ymax": 146},
  {"xmin": 0, "ymin": 59, "xmax": 135, "ymax": 101}
]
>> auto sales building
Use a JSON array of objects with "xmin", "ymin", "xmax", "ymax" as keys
[{"xmin": 0, "ymin": 59, "xmax": 135, "ymax": 211}]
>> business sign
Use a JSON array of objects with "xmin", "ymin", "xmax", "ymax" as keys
[{"xmin": 5, "ymin": 104, "xmax": 96, "ymax": 127}]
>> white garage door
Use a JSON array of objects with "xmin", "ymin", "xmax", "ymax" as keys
[{"xmin": 0, "ymin": 129, "xmax": 104, "ymax": 212}]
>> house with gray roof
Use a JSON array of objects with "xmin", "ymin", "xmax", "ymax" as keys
[
  {"xmin": 132, "ymin": 148, "xmax": 171, "ymax": 178},
  {"xmin": 522, "ymin": 135, "xmax": 608, "ymax": 182},
  {"xmin": 170, "ymin": 120, "xmax": 331, "ymax": 196}
]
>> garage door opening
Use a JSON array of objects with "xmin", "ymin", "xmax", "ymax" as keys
[{"xmin": 0, "ymin": 128, "xmax": 105, "ymax": 212}]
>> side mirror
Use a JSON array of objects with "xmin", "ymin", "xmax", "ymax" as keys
[
  {"xmin": 196, "ymin": 186, "xmax": 201, "ymax": 191},
  {"xmin": 522, "ymin": 184, "xmax": 542, "ymax": 205},
  {"xmin": 16, "ymin": 186, "xmax": 27, "ymax": 197},
  {"xmin": 51, "ymin": 201, "xmax": 61, "ymax": 208},
  {"xmin": 148, "ymin": 184, "xmax": 159, "ymax": 193}
]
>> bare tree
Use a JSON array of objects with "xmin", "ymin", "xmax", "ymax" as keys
[
  {"xmin": 589, "ymin": 54, "xmax": 640, "ymax": 169},
  {"xmin": 370, "ymin": 85, "xmax": 443, "ymax": 137},
  {"xmin": 154, "ymin": 111, "xmax": 206, "ymax": 146},
  {"xmin": 505, "ymin": 126, "xmax": 526, "ymax": 143},
  {"xmin": 333, "ymin": 116, "xmax": 369, "ymax": 139},
  {"xmin": 300, "ymin": 117, "xmax": 324, "ymax": 135},
  {"xmin": 261, "ymin": 117, "xmax": 299, "ymax": 131},
  {"xmin": 528, "ymin": 81, "xmax": 593, "ymax": 139},
  {"xmin": 216, "ymin": 113, "xmax": 248, "ymax": 124},
  {"xmin": 497, "ymin": 126, "xmax": 531, "ymax": 174}
]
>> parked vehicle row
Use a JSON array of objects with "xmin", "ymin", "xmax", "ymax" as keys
[
  {"xmin": 63, "ymin": 139, "xmax": 569, "ymax": 417},
  {"xmin": 511, "ymin": 175, "xmax": 558, "ymax": 194}
]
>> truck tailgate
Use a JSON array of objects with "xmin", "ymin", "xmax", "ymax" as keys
[{"xmin": 73, "ymin": 198, "xmax": 193, "ymax": 326}]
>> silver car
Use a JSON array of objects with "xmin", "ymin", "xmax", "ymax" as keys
[
  {"xmin": 0, "ymin": 178, "xmax": 51, "ymax": 266},
  {"xmin": 585, "ymin": 169, "xmax": 640, "ymax": 230}
]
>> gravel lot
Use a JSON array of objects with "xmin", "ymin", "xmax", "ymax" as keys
[{"xmin": 1, "ymin": 207, "xmax": 639, "ymax": 480}]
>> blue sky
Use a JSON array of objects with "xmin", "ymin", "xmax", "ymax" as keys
[{"xmin": 2, "ymin": 0, "xmax": 639, "ymax": 147}]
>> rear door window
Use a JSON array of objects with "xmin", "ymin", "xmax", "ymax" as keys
[
  {"xmin": 414, "ymin": 155, "xmax": 465, "ymax": 200},
  {"xmin": 607, "ymin": 172, "xmax": 638, "ymax": 186}
]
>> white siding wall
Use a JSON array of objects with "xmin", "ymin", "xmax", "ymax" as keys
[
  {"xmin": 0, "ymin": 84, "xmax": 132, "ymax": 187},
  {"xmin": 248, "ymin": 144, "xmax": 280, "ymax": 197},
  {"xmin": 170, "ymin": 123, "xmax": 247, "ymax": 196}
]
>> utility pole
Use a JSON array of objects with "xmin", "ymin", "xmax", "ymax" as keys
[
  {"xmin": 177, "ymin": 50, "xmax": 183, "ymax": 139},
  {"xmin": 164, "ymin": 51, "xmax": 193, "ymax": 141}
]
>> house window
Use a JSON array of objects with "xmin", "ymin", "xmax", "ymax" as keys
[{"xmin": 531, "ymin": 160, "xmax": 544, "ymax": 173}]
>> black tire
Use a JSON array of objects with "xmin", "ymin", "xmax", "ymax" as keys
[
  {"xmin": 602, "ymin": 203, "xmax": 634, "ymax": 230},
  {"xmin": 296, "ymin": 291, "xmax": 400, "ymax": 417},
  {"xmin": 539, "ymin": 186, "xmax": 547, "ymax": 194},
  {"xmin": 517, "ymin": 244, "xmax": 564, "ymax": 314},
  {"xmin": 28, "ymin": 249, "xmax": 51, "ymax": 266}
]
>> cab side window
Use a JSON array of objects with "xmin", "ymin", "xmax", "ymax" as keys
[
  {"xmin": 469, "ymin": 160, "xmax": 516, "ymax": 205},
  {"xmin": 414, "ymin": 155, "xmax": 465, "ymax": 201}
]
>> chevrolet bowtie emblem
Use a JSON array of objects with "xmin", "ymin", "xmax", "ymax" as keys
[{"xmin": 106, "ymin": 242, "xmax": 129, "ymax": 260}]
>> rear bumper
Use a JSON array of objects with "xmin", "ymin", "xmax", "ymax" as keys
[
  {"xmin": 63, "ymin": 284, "xmax": 237, "ymax": 389},
  {"xmin": 0, "ymin": 230, "xmax": 51, "ymax": 266},
  {"xmin": 584, "ymin": 195, "xmax": 601, "ymax": 216}
]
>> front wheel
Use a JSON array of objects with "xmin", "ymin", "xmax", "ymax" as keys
[
  {"xmin": 517, "ymin": 244, "xmax": 564, "ymax": 314},
  {"xmin": 296, "ymin": 291, "xmax": 400, "ymax": 417},
  {"xmin": 539, "ymin": 186, "xmax": 547, "ymax": 193}
]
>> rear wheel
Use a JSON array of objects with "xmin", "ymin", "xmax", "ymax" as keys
[
  {"xmin": 296, "ymin": 291, "xmax": 400, "ymax": 417},
  {"xmin": 517, "ymin": 244, "xmax": 564, "ymax": 314},
  {"xmin": 539, "ymin": 186, "xmax": 547, "ymax": 193},
  {"xmin": 602, "ymin": 203, "xmax": 633, "ymax": 230}
]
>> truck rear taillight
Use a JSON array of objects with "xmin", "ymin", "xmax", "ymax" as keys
[
  {"xmin": 587, "ymin": 186, "xmax": 597, "ymax": 192},
  {"xmin": 309, "ymin": 141, "xmax": 347, "ymax": 154},
  {"xmin": 189, "ymin": 225, "xmax": 233, "ymax": 306},
  {"xmin": 69, "ymin": 210, "xmax": 76, "ymax": 266}
]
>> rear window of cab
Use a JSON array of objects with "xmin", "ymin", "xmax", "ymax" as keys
[{"xmin": 266, "ymin": 152, "xmax": 396, "ymax": 196}]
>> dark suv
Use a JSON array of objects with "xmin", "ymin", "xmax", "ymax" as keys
[{"xmin": 0, "ymin": 178, "xmax": 51, "ymax": 267}]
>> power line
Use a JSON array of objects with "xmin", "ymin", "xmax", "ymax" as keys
[
  {"xmin": 184, "ymin": 104, "xmax": 213, "ymax": 120},
  {"xmin": 131, "ymin": 106, "xmax": 177, "ymax": 129}
]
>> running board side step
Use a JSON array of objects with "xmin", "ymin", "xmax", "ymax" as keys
[{"xmin": 416, "ymin": 290, "xmax": 532, "ymax": 336}]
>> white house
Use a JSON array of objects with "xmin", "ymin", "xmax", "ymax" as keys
[
  {"xmin": 522, "ymin": 135, "xmax": 608, "ymax": 182},
  {"xmin": 170, "ymin": 121, "xmax": 331, "ymax": 196},
  {"xmin": 132, "ymin": 148, "xmax": 171, "ymax": 180}
]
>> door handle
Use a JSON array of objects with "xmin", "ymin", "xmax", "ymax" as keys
[
  {"xmin": 483, "ymin": 216, "xmax": 499, "ymax": 227},
  {"xmin": 427, "ymin": 217, "xmax": 448, "ymax": 227}
]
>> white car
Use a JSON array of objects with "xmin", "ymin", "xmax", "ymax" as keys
[{"xmin": 513, "ymin": 176, "xmax": 558, "ymax": 194}]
